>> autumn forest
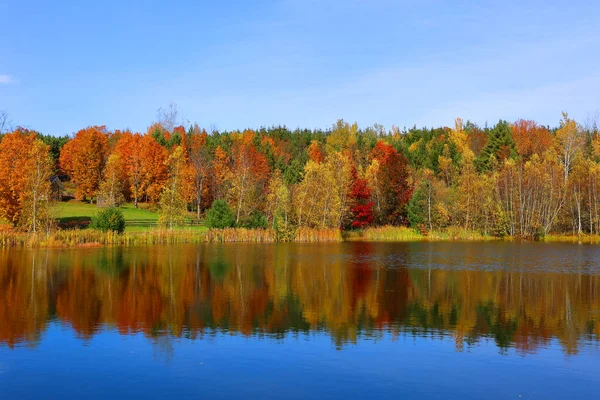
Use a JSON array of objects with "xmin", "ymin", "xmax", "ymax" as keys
[{"xmin": 1, "ymin": 111, "xmax": 600, "ymax": 241}]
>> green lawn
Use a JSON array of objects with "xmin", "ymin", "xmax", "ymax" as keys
[
  {"xmin": 53, "ymin": 201, "xmax": 160, "ymax": 221},
  {"xmin": 124, "ymin": 225, "xmax": 208, "ymax": 233},
  {"xmin": 52, "ymin": 201, "xmax": 205, "ymax": 233}
]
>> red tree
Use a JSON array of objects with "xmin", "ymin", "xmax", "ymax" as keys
[
  {"xmin": 371, "ymin": 141, "xmax": 411, "ymax": 224},
  {"xmin": 350, "ymin": 167, "xmax": 373, "ymax": 228}
]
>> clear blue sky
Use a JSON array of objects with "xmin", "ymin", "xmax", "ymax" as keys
[{"xmin": 1, "ymin": 0, "xmax": 599, "ymax": 136}]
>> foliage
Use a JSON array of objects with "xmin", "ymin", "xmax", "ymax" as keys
[
  {"xmin": 227, "ymin": 131, "xmax": 270, "ymax": 225},
  {"xmin": 349, "ymin": 167, "xmax": 373, "ymax": 228},
  {"xmin": 368, "ymin": 141, "xmax": 411, "ymax": 225},
  {"xmin": 59, "ymin": 126, "xmax": 109, "ymax": 201},
  {"xmin": 407, "ymin": 180, "xmax": 428, "ymax": 229},
  {"xmin": 97, "ymin": 153, "xmax": 126, "ymax": 208},
  {"xmin": 20, "ymin": 140, "xmax": 54, "ymax": 234},
  {"xmin": 475, "ymin": 120, "xmax": 516, "ymax": 172},
  {"xmin": 241, "ymin": 210, "xmax": 268, "ymax": 229},
  {"xmin": 0, "ymin": 130, "xmax": 53, "ymax": 232},
  {"xmin": 90, "ymin": 208, "xmax": 126, "ymax": 234},
  {"xmin": 205, "ymin": 200, "xmax": 236, "ymax": 229},
  {"xmin": 8, "ymin": 113, "xmax": 600, "ymax": 240},
  {"xmin": 0, "ymin": 129, "xmax": 36, "ymax": 225},
  {"xmin": 158, "ymin": 146, "xmax": 188, "ymax": 230}
]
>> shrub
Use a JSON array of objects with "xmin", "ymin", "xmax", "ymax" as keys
[
  {"xmin": 241, "ymin": 210, "xmax": 268, "ymax": 229},
  {"xmin": 205, "ymin": 200, "xmax": 236, "ymax": 229},
  {"xmin": 273, "ymin": 213, "xmax": 295, "ymax": 242},
  {"xmin": 90, "ymin": 208, "xmax": 126, "ymax": 234},
  {"xmin": 407, "ymin": 181, "xmax": 427, "ymax": 229}
]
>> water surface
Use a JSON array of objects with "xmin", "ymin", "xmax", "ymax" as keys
[{"xmin": 1, "ymin": 242, "xmax": 599, "ymax": 399}]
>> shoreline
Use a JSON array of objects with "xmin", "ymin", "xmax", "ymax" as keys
[{"xmin": 2, "ymin": 226, "xmax": 600, "ymax": 248}]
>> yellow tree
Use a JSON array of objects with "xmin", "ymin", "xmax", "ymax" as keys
[
  {"xmin": 21, "ymin": 140, "xmax": 53, "ymax": 234},
  {"xmin": 437, "ymin": 144, "xmax": 455, "ymax": 186},
  {"xmin": 326, "ymin": 151, "xmax": 353, "ymax": 228},
  {"xmin": 227, "ymin": 132, "xmax": 270, "ymax": 225},
  {"xmin": 449, "ymin": 118, "xmax": 469, "ymax": 154},
  {"xmin": 212, "ymin": 145, "xmax": 231, "ymax": 201},
  {"xmin": 569, "ymin": 156, "xmax": 592, "ymax": 235},
  {"xmin": 325, "ymin": 119, "xmax": 357, "ymax": 155},
  {"xmin": 187, "ymin": 127, "xmax": 211, "ymax": 220},
  {"xmin": 97, "ymin": 153, "xmax": 126, "ymax": 208},
  {"xmin": 159, "ymin": 146, "xmax": 188, "ymax": 230},
  {"xmin": 292, "ymin": 156, "xmax": 348, "ymax": 228},
  {"xmin": 265, "ymin": 170, "xmax": 291, "ymax": 227},
  {"xmin": 555, "ymin": 112, "xmax": 585, "ymax": 185},
  {"xmin": 455, "ymin": 150, "xmax": 479, "ymax": 230}
]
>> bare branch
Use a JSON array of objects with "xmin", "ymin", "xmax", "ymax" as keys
[
  {"xmin": 156, "ymin": 102, "xmax": 179, "ymax": 133},
  {"xmin": 0, "ymin": 110, "xmax": 12, "ymax": 134}
]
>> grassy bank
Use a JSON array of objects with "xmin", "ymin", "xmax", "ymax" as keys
[
  {"xmin": 53, "ymin": 201, "xmax": 197, "ymax": 231},
  {"xmin": 54, "ymin": 201, "xmax": 159, "ymax": 221},
  {"xmin": 0, "ymin": 227, "xmax": 343, "ymax": 248},
  {"xmin": 344, "ymin": 226, "xmax": 495, "ymax": 242},
  {"xmin": 541, "ymin": 234, "xmax": 600, "ymax": 244},
  {"xmin": 0, "ymin": 228, "xmax": 207, "ymax": 248},
  {"xmin": 3, "ymin": 223, "xmax": 600, "ymax": 248},
  {"xmin": 347, "ymin": 226, "xmax": 600, "ymax": 243}
]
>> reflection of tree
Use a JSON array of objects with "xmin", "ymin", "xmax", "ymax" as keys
[
  {"xmin": 152, "ymin": 335, "xmax": 174, "ymax": 365},
  {"xmin": 56, "ymin": 266, "xmax": 102, "ymax": 340},
  {"xmin": 0, "ymin": 244, "xmax": 599, "ymax": 356},
  {"xmin": 0, "ymin": 252, "xmax": 48, "ymax": 347}
]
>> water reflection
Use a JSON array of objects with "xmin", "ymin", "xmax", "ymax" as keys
[{"xmin": 1, "ymin": 242, "xmax": 599, "ymax": 355}]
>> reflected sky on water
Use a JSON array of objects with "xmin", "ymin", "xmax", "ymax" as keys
[{"xmin": 1, "ymin": 242, "xmax": 599, "ymax": 398}]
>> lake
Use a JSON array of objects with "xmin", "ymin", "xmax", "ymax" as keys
[{"xmin": 1, "ymin": 242, "xmax": 599, "ymax": 399}]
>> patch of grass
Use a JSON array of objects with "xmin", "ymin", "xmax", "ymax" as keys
[
  {"xmin": 52, "ymin": 201, "xmax": 204, "ymax": 231},
  {"xmin": 53, "ymin": 201, "xmax": 160, "ymax": 221},
  {"xmin": 294, "ymin": 227, "xmax": 342, "ymax": 242},
  {"xmin": 543, "ymin": 234, "xmax": 600, "ymax": 244},
  {"xmin": 125, "ymin": 225, "xmax": 208, "ymax": 233},
  {"xmin": 0, "ymin": 226, "xmax": 341, "ymax": 248},
  {"xmin": 346, "ymin": 226, "xmax": 499, "ymax": 242},
  {"xmin": 204, "ymin": 228, "xmax": 276, "ymax": 243},
  {"xmin": 345, "ymin": 226, "xmax": 424, "ymax": 241},
  {"xmin": 427, "ymin": 227, "xmax": 494, "ymax": 241},
  {"xmin": 0, "ymin": 227, "xmax": 210, "ymax": 248}
]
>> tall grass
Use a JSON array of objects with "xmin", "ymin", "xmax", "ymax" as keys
[
  {"xmin": 427, "ymin": 227, "xmax": 493, "ymax": 241},
  {"xmin": 0, "ymin": 228, "xmax": 207, "ymax": 248},
  {"xmin": 0, "ymin": 231, "xmax": 29, "ymax": 247},
  {"xmin": 202, "ymin": 227, "xmax": 342, "ymax": 243},
  {"xmin": 6, "ymin": 225, "xmax": 598, "ymax": 248},
  {"xmin": 0, "ymin": 226, "xmax": 346, "ymax": 248},
  {"xmin": 346, "ymin": 226, "xmax": 497, "ymax": 242},
  {"xmin": 542, "ymin": 234, "xmax": 600, "ymax": 244},
  {"xmin": 294, "ymin": 227, "xmax": 342, "ymax": 242},
  {"xmin": 204, "ymin": 228, "xmax": 276, "ymax": 243},
  {"xmin": 346, "ymin": 226, "xmax": 423, "ymax": 241}
]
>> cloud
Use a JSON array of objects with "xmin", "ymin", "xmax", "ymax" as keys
[{"xmin": 0, "ymin": 75, "xmax": 16, "ymax": 84}]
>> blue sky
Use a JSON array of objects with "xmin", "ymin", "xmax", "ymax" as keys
[{"xmin": 1, "ymin": 0, "xmax": 599, "ymax": 135}]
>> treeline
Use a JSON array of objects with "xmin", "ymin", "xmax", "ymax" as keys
[
  {"xmin": 1, "ymin": 112, "xmax": 599, "ymax": 237},
  {"xmin": 1, "ymin": 244, "xmax": 599, "ymax": 353}
]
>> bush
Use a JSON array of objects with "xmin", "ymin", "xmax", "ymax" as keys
[
  {"xmin": 241, "ymin": 210, "xmax": 268, "ymax": 229},
  {"xmin": 273, "ymin": 213, "xmax": 295, "ymax": 242},
  {"xmin": 407, "ymin": 181, "xmax": 427, "ymax": 229},
  {"xmin": 205, "ymin": 200, "xmax": 236, "ymax": 229},
  {"xmin": 90, "ymin": 208, "xmax": 126, "ymax": 234}
]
